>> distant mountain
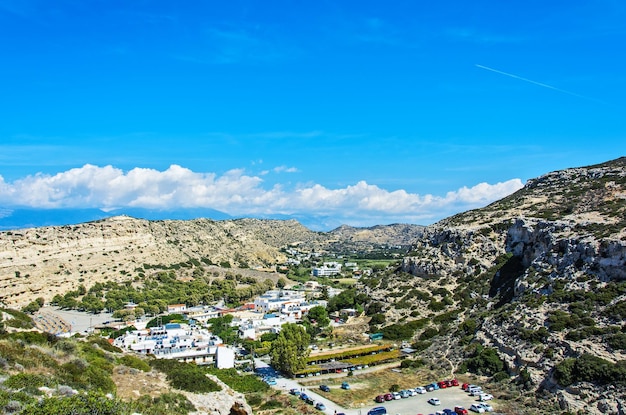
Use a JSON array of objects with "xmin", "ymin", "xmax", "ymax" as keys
[
  {"xmin": 0, "ymin": 207, "xmax": 352, "ymax": 233},
  {"xmin": 0, "ymin": 207, "xmax": 234, "ymax": 231}
]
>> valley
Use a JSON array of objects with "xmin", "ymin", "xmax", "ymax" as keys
[{"xmin": 0, "ymin": 157, "xmax": 625, "ymax": 414}]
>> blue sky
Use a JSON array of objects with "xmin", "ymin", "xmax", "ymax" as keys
[{"xmin": 0, "ymin": 0, "xmax": 624, "ymax": 230}]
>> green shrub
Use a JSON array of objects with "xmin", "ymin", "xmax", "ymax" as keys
[
  {"xmin": 607, "ymin": 333, "xmax": 626, "ymax": 350},
  {"xmin": 204, "ymin": 368, "xmax": 268, "ymax": 393},
  {"xmin": 3, "ymin": 373, "xmax": 51, "ymax": 390},
  {"xmin": 492, "ymin": 371, "xmax": 510, "ymax": 382},
  {"xmin": 400, "ymin": 358, "xmax": 425, "ymax": 369},
  {"xmin": 5, "ymin": 331, "xmax": 57, "ymax": 345},
  {"xmin": 19, "ymin": 391, "xmax": 128, "ymax": 415},
  {"xmin": 381, "ymin": 319, "xmax": 427, "ymax": 340},
  {"xmin": 518, "ymin": 327, "xmax": 549, "ymax": 343},
  {"xmin": 419, "ymin": 327, "xmax": 439, "ymax": 340},
  {"xmin": 460, "ymin": 346, "xmax": 506, "ymax": 376},
  {"xmin": 119, "ymin": 355, "xmax": 151, "ymax": 372},
  {"xmin": 131, "ymin": 392, "xmax": 195, "ymax": 415},
  {"xmin": 554, "ymin": 353, "xmax": 626, "ymax": 386},
  {"xmin": 150, "ymin": 360, "xmax": 221, "ymax": 393}
]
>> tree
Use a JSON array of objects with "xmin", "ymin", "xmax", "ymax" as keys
[
  {"xmin": 22, "ymin": 300, "xmax": 42, "ymax": 314},
  {"xmin": 270, "ymin": 323, "xmax": 310, "ymax": 376},
  {"xmin": 307, "ymin": 306, "xmax": 330, "ymax": 328},
  {"xmin": 276, "ymin": 278, "xmax": 287, "ymax": 289}
]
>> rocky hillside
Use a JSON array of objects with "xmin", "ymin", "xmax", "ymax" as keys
[
  {"xmin": 361, "ymin": 157, "xmax": 626, "ymax": 414},
  {"xmin": 0, "ymin": 216, "xmax": 423, "ymax": 308},
  {"xmin": 0, "ymin": 216, "xmax": 314, "ymax": 308}
]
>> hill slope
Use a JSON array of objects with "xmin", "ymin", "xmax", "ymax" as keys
[
  {"xmin": 0, "ymin": 216, "xmax": 423, "ymax": 308},
  {"xmin": 360, "ymin": 157, "xmax": 626, "ymax": 414}
]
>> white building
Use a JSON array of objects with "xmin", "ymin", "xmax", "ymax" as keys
[
  {"xmin": 253, "ymin": 290, "xmax": 306, "ymax": 314},
  {"xmin": 237, "ymin": 313, "xmax": 287, "ymax": 340},
  {"xmin": 215, "ymin": 345, "xmax": 235, "ymax": 369},
  {"xmin": 311, "ymin": 262, "xmax": 342, "ymax": 277},
  {"xmin": 113, "ymin": 323, "xmax": 224, "ymax": 365}
]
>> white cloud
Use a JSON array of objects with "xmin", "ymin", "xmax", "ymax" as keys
[
  {"xmin": 273, "ymin": 166, "xmax": 298, "ymax": 173},
  {"xmin": 0, "ymin": 165, "xmax": 524, "ymax": 226}
]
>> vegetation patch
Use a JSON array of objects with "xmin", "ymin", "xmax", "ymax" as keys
[{"xmin": 149, "ymin": 360, "xmax": 221, "ymax": 393}]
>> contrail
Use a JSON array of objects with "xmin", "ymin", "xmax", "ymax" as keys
[{"xmin": 475, "ymin": 64, "xmax": 602, "ymax": 103}]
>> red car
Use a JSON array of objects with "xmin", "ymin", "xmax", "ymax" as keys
[
  {"xmin": 375, "ymin": 395, "xmax": 385, "ymax": 403},
  {"xmin": 450, "ymin": 379, "xmax": 459, "ymax": 386},
  {"xmin": 462, "ymin": 383, "xmax": 470, "ymax": 390},
  {"xmin": 437, "ymin": 381, "xmax": 447, "ymax": 389},
  {"xmin": 454, "ymin": 406, "xmax": 468, "ymax": 415},
  {"xmin": 384, "ymin": 393, "xmax": 393, "ymax": 401}
]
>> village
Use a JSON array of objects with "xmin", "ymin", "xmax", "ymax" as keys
[{"xmin": 37, "ymin": 258, "xmax": 369, "ymax": 372}]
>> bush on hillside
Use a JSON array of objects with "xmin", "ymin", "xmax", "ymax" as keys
[
  {"xmin": 150, "ymin": 359, "xmax": 221, "ymax": 393},
  {"xmin": 554, "ymin": 353, "xmax": 626, "ymax": 386},
  {"xmin": 459, "ymin": 345, "xmax": 507, "ymax": 376}
]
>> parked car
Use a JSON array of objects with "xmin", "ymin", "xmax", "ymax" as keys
[
  {"xmin": 478, "ymin": 403, "xmax": 494, "ymax": 412},
  {"xmin": 425, "ymin": 384, "xmax": 435, "ymax": 392},
  {"xmin": 264, "ymin": 377, "xmax": 277, "ymax": 385},
  {"xmin": 289, "ymin": 388, "xmax": 300, "ymax": 396},
  {"xmin": 384, "ymin": 393, "xmax": 393, "ymax": 401},
  {"xmin": 462, "ymin": 383, "xmax": 470, "ymax": 390},
  {"xmin": 437, "ymin": 381, "xmax": 448, "ymax": 389},
  {"xmin": 319, "ymin": 384, "xmax": 330, "ymax": 392},
  {"xmin": 315, "ymin": 402, "xmax": 326, "ymax": 411},
  {"xmin": 467, "ymin": 386, "xmax": 482, "ymax": 395},
  {"xmin": 443, "ymin": 409, "xmax": 455, "ymax": 415},
  {"xmin": 478, "ymin": 393, "xmax": 493, "ymax": 401},
  {"xmin": 300, "ymin": 393, "xmax": 309, "ymax": 401},
  {"xmin": 375, "ymin": 395, "xmax": 385, "ymax": 403},
  {"xmin": 305, "ymin": 396, "xmax": 315, "ymax": 405},
  {"xmin": 341, "ymin": 382, "xmax": 350, "ymax": 390},
  {"xmin": 407, "ymin": 388, "xmax": 417, "ymax": 396},
  {"xmin": 367, "ymin": 407, "xmax": 388, "ymax": 415},
  {"xmin": 414, "ymin": 386, "xmax": 427, "ymax": 394},
  {"xmin": 399, "ymin": 389, "xmax": 410, "ymax": 398},
  {"xmin": 454, "ymin": 406, "xmax": 468, "ymax": 415},
  {"xmin": 428, "ymin": 397, "xmax": 441, "ymax": 406},
  {"xmin": 469, "ymin": 404, "xmax": 485, "ymax": 413},
  {"xmin": 450, "ymin": 379, "xmax": 460, "ymax": 386},
  {"xmin": 392, "ymin": 391, "xmax": 401, "ymax": 400}
]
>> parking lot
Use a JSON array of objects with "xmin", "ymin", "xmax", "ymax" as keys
[
  {"xmin": 270, "ymin": 370, "xmax": 496, "ymax": 415},
  {"xmin": 368, "ymin": 386, "xmax": 484, "ymax": 414}
]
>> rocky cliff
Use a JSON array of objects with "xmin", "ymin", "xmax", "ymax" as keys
[{"xmin": 369, "ymin": 157, "xmax": 626, "ymax": 414}]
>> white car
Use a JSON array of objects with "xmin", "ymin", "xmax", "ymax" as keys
[
  {"xmin": 479, "ymin": 393, "xmax": 494, "ymax": 401},
  {"xmin": 414, "ymin": 386, "xmax": 427, "ymax": 394},
  {"xmin": 478, "ymin": 403, "xmax": 494, "ymax": 412},
  {"xmin": 407, "ymin": 389, "xmax": 417, "ymax": 396},
  {"xmin": 428, "ymin": 397, "xmax": 441, "ymax": 406},
  {"xmin": 469, "ymin": 404, "xmax": 485, "ymax": 413},
  {"xmin": 392, "ymin": 392, "xmax": 401, "ymax": 400}
]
